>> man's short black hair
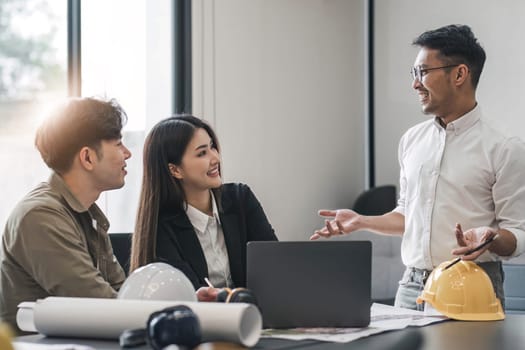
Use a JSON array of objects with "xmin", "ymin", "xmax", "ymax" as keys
[
  {"xmin": 35, "ymin": 97, "xmax": 127, "ymax": 174},
  {"xmin": 413, "ymin": 24, "xmax": 486, "ymax": 88}
]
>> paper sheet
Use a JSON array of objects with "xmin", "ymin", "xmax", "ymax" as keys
[
  {"xmin": 262, "ymin": 303, "xmax": 448, "ymax": 343},
  {"xmin": 17, "ymin": 297, "xmax": 261, "ymax": 347},
  {"xmin": 14, "ymin": 343, "xmax": 95, "ymax": 350}
]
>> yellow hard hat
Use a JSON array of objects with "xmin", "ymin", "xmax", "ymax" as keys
[
  {"xmin": 416, "ymin": 260, "xmax": 504, "ymax": 321},
  {"xmin": 0, "ymin": 323, "xmax": 14, "ymax": 350}
]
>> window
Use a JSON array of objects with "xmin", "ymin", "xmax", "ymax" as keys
[
  {"xmin": 81, "ymin": 0, "xmax": 172, "ymax": 232},
  {"xmin": 0, "ymin": 0, "xmax": 67, "ymax": 227}
]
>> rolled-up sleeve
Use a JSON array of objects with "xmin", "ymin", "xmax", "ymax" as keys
[{"xmin": 493, "ymin": 137, "xmax": 525, "ymax": 257}]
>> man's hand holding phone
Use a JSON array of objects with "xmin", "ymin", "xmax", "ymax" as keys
[{"xmin": 451, "ymin": 223, "xmax": 498, "ymax": 261}]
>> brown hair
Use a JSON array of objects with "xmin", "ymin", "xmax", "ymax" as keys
[{"xmin": 35, "ymin": 97, "xmax": 126, "ymax": 174}]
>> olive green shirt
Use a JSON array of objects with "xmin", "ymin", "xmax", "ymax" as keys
[{"xmin": 0, "ymin": 173, "xmax": 125, "ymax": 332}]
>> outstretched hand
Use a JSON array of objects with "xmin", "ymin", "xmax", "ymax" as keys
[
  {"xmin": 451, "ymin": 223, "xmax": 497, "ymax": 260},
  {"xmin": 310, "ymin": 209, "xmax": 360, "ymax": 240}
]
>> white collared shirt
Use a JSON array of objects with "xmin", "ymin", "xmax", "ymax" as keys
[
  {"xmin": 394, "ymin": 105, "xmax": 525, "ymax": 270},
  {"xmin": 185, "ymin": 192, "xmax": 233, "ymax": 288}
]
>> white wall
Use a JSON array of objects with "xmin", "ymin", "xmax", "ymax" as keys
[{"xmin": 193, "ymin": 0, "xmax": 367, "ymax": 241}]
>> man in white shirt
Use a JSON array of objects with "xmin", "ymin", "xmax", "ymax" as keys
[{"xmin": 311, "ymin": 24, "xmax": 525, "ymax": 310}]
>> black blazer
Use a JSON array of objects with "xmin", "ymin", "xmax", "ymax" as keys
[{"xmin": 156, "ymin": 183, "xmax": 277, "ymax": 289}]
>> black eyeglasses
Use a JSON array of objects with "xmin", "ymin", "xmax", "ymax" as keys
[{"xmin": 410, "ymin": 64, "xmax": 459, "ymax": 81}]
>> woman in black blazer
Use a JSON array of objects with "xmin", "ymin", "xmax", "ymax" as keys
[{"xmin": 130, "ymin": 115, "xmax": 277, "ymax": 299}]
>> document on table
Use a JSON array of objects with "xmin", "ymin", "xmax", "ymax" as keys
[
  {"xmin": 14, "ymin": 343, "xmax": 95, "ymax": 350},
  {"xmin": 262, "ymin": 303, "xmax": 448, "ymax": 343}
]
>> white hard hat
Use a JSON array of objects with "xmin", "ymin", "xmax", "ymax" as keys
[{"xmin": 118, "ymin": 262, "xmax": 197, "ymax": 302}]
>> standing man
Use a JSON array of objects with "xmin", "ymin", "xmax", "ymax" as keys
[
  {"xmin": 312, "ymin": 25, "xmax": 525, "ymax": 310},
  {"xmin": 0, "ymin": 97, "xmax": 132, "ymax": 332}
]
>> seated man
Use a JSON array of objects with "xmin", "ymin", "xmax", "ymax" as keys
[{"xmin": 0, "ymin": 97, "xmax": 131, "ymax": 333}]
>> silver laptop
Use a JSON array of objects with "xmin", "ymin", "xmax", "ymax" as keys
[{"xmin": 247, "ymin": 240, "xmax": 371, "ymax": 328}]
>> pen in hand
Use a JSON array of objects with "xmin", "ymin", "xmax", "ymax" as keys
[
  {"xmin": 204, "ymin": 277, "xmax": 214, "ymax": 288},
  {"xmin": 444, "ymin": 234, "xmax": 498, "ymax": 270}
]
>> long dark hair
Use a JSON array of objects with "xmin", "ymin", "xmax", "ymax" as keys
[{"xmin": 130, "ymin": 115, "xmax": 221, "ymax": 272}]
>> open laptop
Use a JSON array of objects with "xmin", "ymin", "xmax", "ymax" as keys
[{"xmin": 247, "ymin": 240, "xmax": 371, "ymax": 328}]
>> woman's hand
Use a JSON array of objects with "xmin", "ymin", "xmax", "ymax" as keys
[{"xmin": 196, "ymin": 286, "xmax": 220, "ymax": 302}]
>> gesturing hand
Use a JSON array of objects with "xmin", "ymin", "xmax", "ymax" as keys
[
  {"xmin": 452, "ymin": 223, "xmax": 497, "ymax": 260},
  {"xmin": 310, "ymin": 209, "xmax": 360, "ymax": 240}
]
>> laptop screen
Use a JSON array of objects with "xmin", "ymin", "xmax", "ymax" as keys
[{"xmin": 247, "ymin": 240, "xmax": 371, "ymax": 328}]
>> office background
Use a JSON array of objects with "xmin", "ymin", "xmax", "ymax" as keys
[{"xmin": 1, "ymin": 0, "xmax": 525, "ymax": 301}]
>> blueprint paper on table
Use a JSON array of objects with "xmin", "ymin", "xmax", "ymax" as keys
[
  {"xmin": 14, "ymin": 343, "xmax": 95, "ymax": 350},
  {"xmin": 262, "ymin": 303, "xmax": 448, "ymax": 343}
]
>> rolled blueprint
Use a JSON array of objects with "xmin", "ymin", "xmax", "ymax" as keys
[{"xmin": 17, "ymin": 297, "xmax": 261, "ymax": 347}]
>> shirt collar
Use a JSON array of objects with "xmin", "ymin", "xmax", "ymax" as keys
[
  {"xmin": 48, "ymin": 172, "xmax": 110, "ymax": 231},
  {"xmin": 185, "ymin": 191, "xmax": 220, "ymax": 233},
  {"xmin": 49, "ymin": 172, "xmax": 87, "ymax": 213},
  {"xmin": 433, "ymin": 104, "xmax": 481, "ymax": 135}
]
